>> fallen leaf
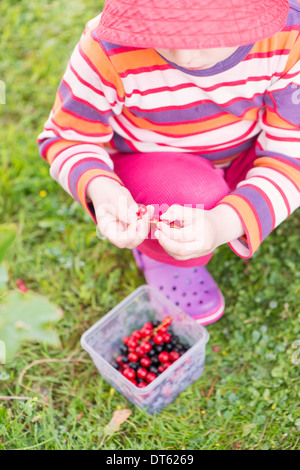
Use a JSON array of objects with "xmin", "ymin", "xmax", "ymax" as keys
[{"xmin": 103, "ymin": 409, "xmax": 132, "ymax": 436}]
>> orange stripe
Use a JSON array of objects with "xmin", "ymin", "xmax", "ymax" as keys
[
  {"xmin": 266, "ymin": 109, "xmax": 298, "ymax": 130},
  {"xmin": 122, "ymin": 107, "xmax": 240, "ymax": 135},
  {"xmin": 110, "ymin": 49, "xmax": 167, "ymax": 75},
  {"xmin": 254, "ymin": 157, "xmax": 300, "ymax": 189},
  {"xmin": 81, "ymin": 31, "xmax": 125, "ymax": 99},
  {"xmin": 47, "ymin": 140, "xmax": 80, "ymax": 164},
  {"xmin": 53, "ymin": 94, "xmax": 112, "ymax": 135},
  {"xmin": 250, "ymin": 30, "xmax": 299, "ymax": 55},
  {"xmin": 219, "ymin": 194, "xmax": 261, "ymax": 254},
  {"xmin": 77, "ymin": 169, "xmax": 123, "ymax": 211}
]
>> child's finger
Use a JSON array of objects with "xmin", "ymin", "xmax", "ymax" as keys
[
  {"xmin": 161, "ymin": 204, "xmax": 195, "ymax": 224},
  {"xmin": 156, "ymin": 221, "xmax": 195, "ymax": 242}
]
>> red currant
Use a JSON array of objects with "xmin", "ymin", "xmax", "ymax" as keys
[
  {"xmin": 162, "ymin": 333, "xmax": 172, "ymax": 343},
  {"xmin": 141, "ymin": 328, "xmax": 152, "ymax": 338},
  {"xmin": 164, "ymin": 317, "xmax": 172, "ymax": 326},
  {"xmin": 127, "ymin": 339, "xmax": 138, "ymax": 350},
  {"xmin": 164, "ymin": 362, "xmax": 172, "ymax": 369},
  {"xmin": 158, "ymin": 351, "xmax": 170, "ymax": 363},
  {"xmin": 146, "ymin": 372, "xmax": 157, "ymax": 383},
  {"xmin": 140, "ymin": 356, "xmax": 151, "ymax": 368},
  {"xmin": 143, "ymin": 322, "xmax": 153, "ymax": 330},
  {"xmin": 135, "ymin": 346, "xmax": 146, "ymax": 358},
  {"xmin": 141, "ymin": 341, "xmax": 152, "ymax": 353},
  {"xmin": 137, "ymin": 381, "xmax": 148, "ymax": 388},
  {"xmin": 123, "ymin": 368, "xmax": 136, "ymax": 380},
  {"xmin": 127, "ymin": 352, "xmax": 139, "ymax": 362},
  {"xmin": 169, "ymin": 351, "xmax": 180, "ymax": 362},
  {"xmin": 130, "ymin": 379, "xmax": 138, "ymax": 386},
  {"xmin": 153, "ymin": 334, "xmax": 164, "ymax": 345},
  {"xmin": 158, "ymin": 365, "xmax": 166, "ymax": 373},
  {"xmin": 137, "ymin": 367, "xmax": 148, "ymax": 379},
  {"xmin": 131, "ymin": 330, "xmax": 142, "ymax": 340},
  {"xmin": 158, "ymin": 325, "xmax": 168, "ymax": 334},
  {"xmin": 116, "ymin": 355, "xmax": 124, "ymax": 365},
  {"xmin": 123, "ymin": 336, "xmax": 130, "ymax": 345}
]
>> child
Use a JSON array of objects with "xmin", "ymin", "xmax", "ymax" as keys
[{"xmin": 38, "ymin": 0, "xmax": 300, "ymax": 325}]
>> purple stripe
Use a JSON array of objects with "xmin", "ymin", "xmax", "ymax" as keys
[
  {"xmin": 198, "ymin": 139, "xmax": 254, "ymax": 160},
  {"xmin": 129, "ymin": 94, "xmax": 264, "ymax": 124},
  {"xmin": 59, "ymin": 81, "xmax": 112, "ymax": 123},
  {"xmin": 271, "ymin": 83, "xmax": 300, "ymax": 125},
  {"xmin": 256, "ymin": 148, "xmax": 300, "ymax": 167},
  {"xmin": 112, "ymin": 133, "xmax": 136, "ymax": 153},
  {"xmin": 285, "ymin": 1, "xmax": 300, "ymax": 25},
  {"xmin": 232, "ymin": 186, "xmax": 273, "ymax": 240},
  {"xmin": 69, "ymin": 159, "xmax": 114, "ymax": 202},
  {"xmin": 38, "ymin": 137, "xmax": 61, "ymax": 157}
]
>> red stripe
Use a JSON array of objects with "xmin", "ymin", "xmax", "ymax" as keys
[
  {"xmin": 244, "ymin": 49, "xmax": 291, "ymax": 60},
  {"xmin": 265, "ymin": 132, "xmax": 300, "ymax": 143}
]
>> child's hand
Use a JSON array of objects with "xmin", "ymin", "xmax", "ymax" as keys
[
  {"xmin": 87, "ymin": 177, "xmax": 154, "ymax": 249},
  {"xmin": 154, "ymin": 205, "xmax": 216, "ymax": 260},
  {"xmin": 154, "ymin": 204, "xmax": 244, "ymax": 260}
]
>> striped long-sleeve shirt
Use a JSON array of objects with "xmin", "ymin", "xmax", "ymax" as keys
[{"xmin": 38, "ymin": 0, "xmax": 300, "ymax": 259}]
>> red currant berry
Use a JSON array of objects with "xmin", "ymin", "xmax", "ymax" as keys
[
  {"xmin": 127, "ymin": 352, "xmax": 139, "ymax": 362},
  {"xmin": 139, "ymin": 205, "xmax": 148, "ymax": 216},
  {"xmin": 140, "ymin": 356, "xmax": 151, "ymax": 368},
  {"xmin": 116, "ymin": 355, "xmax": 124, "ymax": 365},
  {"xmin": 146, "ymin": 372, "xmax": 157, "ymax": 383},
  {"xmin": 158, "ymin": 325, "xmax": 168, "ymax": 334},
  {"xmin": 158, "ymin": 365, "xmax": 166, "ymax": 373},
  {"xmin": 169, "ymin": 351, "xmax": 180, "ymax": 362},
  {"xmin": 164, "ymin": 317, "xmax": 172, "ymax": 326},
  {"xmin": 137, "ymin": 381, "xmax": 148, "ymax": 388},
  {"xmin": 130, "ymin": 379, "xmax": 138, "ymax": 386},
  {"xmin": 158, "ymin": 351, "xmax": 170, "ymax": 363},
  {"xmin": 127, "ymin": 339, "xmax": 138, "ymax": 350},
  {"xmin": 131, "ymin": 330, "xmax": 142, "ymax": 340},
  {"xmin": 123, "ymin": 368, "xmax": 136, "ymax": 380},
  {"xmin": 141, "ymin": 328, "xmax": 152, "ymax": 338},
  {"xmin": 162, "ymin": 333, "xmax": 172, "ymax": 343},
  {"xmin": 137, "ymin": 367, "xmax": 148, "ymax": 379},
  {"xmin": 143, "ymin": 322, "xmax": 153, "ymax": 330},
  {"xmin": 135, "ymin": 346, "xmax": 145, "ymax": 358},
  {"xmin": 19, "ymin": 284, "xmax": 28, "ymax": 293},
  {"xmin": 141, "ymin": 341, "xmax": 152, "ymax": 353},
  {"xmin": 164, "ymin": 362, "xmax": 172, "ymax": 369},
  {"xmin": 153, "ymin": 334, "xmax": 164, "ymax": 345},
  {"xmin": 123, "ymin": 336, "xmax": 130, "ymax": 345}
]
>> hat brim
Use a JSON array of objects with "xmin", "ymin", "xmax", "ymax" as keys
[{"xmin": 96, "ymin": 0, "xmax": 290, "ymax": 49}]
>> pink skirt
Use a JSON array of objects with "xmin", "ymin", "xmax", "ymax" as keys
[{"xmin": 111, "ymin": 145, "xmax": 257, "ymax": 267}]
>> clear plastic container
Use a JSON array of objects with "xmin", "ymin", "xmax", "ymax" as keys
[{"xmin": 81, "ymin": 285, "xmax": 209, "ymax": 414}]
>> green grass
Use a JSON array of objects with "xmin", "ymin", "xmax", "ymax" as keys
[{"xmin": 0, "ymin": 0, "xmax": 300, "ymax": 450}]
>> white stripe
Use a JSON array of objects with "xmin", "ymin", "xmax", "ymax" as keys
[
  {"xmin": 52, "ymin": 153, "xmax": 110, "ymax": 195},
  {"xmin": 245, "ymin": 167, "xmax": 300, "ymax": 213},
  {"xmin": 257, "ymin": 131, "xmax": 300, "ymax": 159},
  {"xmin": 64, "ymin": 65, "xmax": 114, "ymax": 113},
  {"xmin": 236, "ymin": 176, "xmax": 289, "ymax": 227},
  {"xmin": 50, "ymin": 144, "xmax": 113, "ymax": 180},
  {"xmin": 71, "ymin": 46, "xmax": 123, "ymax": 110}
]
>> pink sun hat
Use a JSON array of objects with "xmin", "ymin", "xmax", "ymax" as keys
[{"xmin": 96, "ymin": 0, "xmax": 290, "ymax": 50}]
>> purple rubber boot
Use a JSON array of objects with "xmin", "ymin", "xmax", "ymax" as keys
[{"xmin": 132, "ymin": 248, "xmax": 225, "ymax": 326}]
